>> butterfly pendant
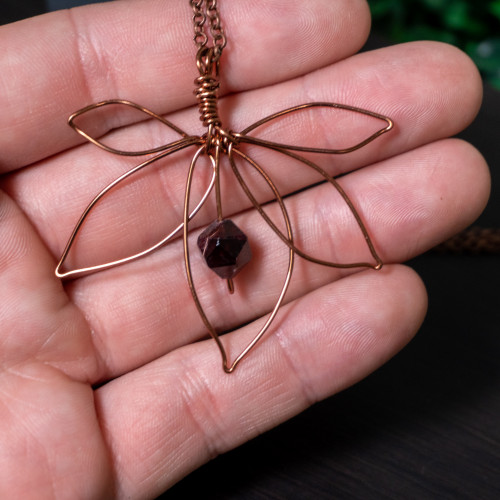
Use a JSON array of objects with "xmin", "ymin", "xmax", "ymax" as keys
[{"xmin": 56, "ymin": 49, "xmax": 393, "ymax": 373}]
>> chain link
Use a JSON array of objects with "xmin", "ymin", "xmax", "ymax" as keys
[{"xmin": 190, "ymin": 0, "xmax": 226, "ymax": 59}]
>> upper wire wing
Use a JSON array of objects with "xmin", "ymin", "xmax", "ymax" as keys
[
  {"xmin": 236, "ymin": 102, "xmax": 393, "ymax": 154},
  {"xmin": 68, "ymin": 99, "xmax": 192, "ymax": 156}
]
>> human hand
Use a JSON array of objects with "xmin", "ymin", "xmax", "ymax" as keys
[{"xmin": 0, "ymin": 0, "xmax": 489, "ymax": 498}]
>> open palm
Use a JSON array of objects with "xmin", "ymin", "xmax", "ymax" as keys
[{"xmin": 0, "ymin": 0, "xmax": 489, "ymax": 498}]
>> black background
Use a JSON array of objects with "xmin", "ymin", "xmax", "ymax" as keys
[{"xmin": 1, "ymin": 3, "xmax": 499, "ymax": 499}]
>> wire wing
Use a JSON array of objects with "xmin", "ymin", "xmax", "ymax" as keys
[
  {"xmin": 56, "ymin": 138, "xmax": 214, "ymax": 279},
  {"xmin": 184, "ymin": 145, "xmax": 295, "ymax": 373},
  {"xmin": 237, "ymin": 102, "xmax": 393, "ymax": 154},
  {"xmin": 233, "ymin": 102, "xmax": 393, "ymax": 270},
  {"xmin": 69, "ymin": 99, "xmax": 193, "ymax": 156}
]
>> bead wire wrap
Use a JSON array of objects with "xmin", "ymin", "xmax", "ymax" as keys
[{"xmin": 56, "ymin": 0, "xmax": 394, "ymax": 373}]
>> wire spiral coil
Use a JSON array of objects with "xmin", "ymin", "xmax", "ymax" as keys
[{"xmin": 194, "ymin": 73, "xmax": 221, "ymax": 129}]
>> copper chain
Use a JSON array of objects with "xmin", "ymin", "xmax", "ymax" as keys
[
  {"xmin": 191, "ymin": 0, "xmax": 226, "ymax": 59},
  {"xmin": 433, "ymin": 227, "xmax": 500, "ymax": 255}
]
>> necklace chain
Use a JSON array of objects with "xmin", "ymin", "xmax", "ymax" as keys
[{"xmin": 191, "ymin": 0, "xmax": 226, "ymax": 59}]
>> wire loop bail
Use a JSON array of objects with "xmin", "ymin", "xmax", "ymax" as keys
[{"xmin": 196, "ymin": 46, "xmax": 220, "ymax": 77}]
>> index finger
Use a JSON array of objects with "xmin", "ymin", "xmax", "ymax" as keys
[{"xmin": 0, "ymin": 0, "xmax": 371, "ymax": 172}]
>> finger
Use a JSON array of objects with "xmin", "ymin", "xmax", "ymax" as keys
[
  {"xmin": 67, "ymin": 137, "xmax": 489, "ymax": 379},
  {"xmin": 0, "ymin": 0, "xmax": 370, "ymax": 171},
  {"xmin": 6, "ymin": 40, "xmax": 483, "ymax": 261},
  {"xmin": 0, "ymin": 192, "xmax": 112, "ymax": 496},
  {"xmin": 0, "ymin": 189, "xmax": 102, "ymax": 381},
  {"xmin": 95, "ymin": 264, "xmax": 427, "ymax": 498},
  {"xmin": 0, "ymin": 362, "xmax": 112, "ymax": 498}
]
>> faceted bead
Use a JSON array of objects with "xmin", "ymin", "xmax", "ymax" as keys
[{"xmin": 197, "ymin": 219, "xmax": 252, "ymax": 279}]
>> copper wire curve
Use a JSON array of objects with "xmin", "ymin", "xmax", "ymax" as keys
[{"xmin": 57, "ymin": 57, "xmax": 393, "ymax": 371}]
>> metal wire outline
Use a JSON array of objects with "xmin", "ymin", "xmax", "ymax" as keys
[
  {"xmin": 56, "ymin": 0, "xmax": 394, "ymax": 371},
  {"xmin": 56, "ymin": 95, "xmax": 393, "ymax": 371}
]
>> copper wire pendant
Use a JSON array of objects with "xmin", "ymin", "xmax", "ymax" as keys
[{"xmin": 55, "ymin": 1, "xmax": 394, "ymax": 373}]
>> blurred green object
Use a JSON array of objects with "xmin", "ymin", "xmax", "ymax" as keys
[{"xmin": 368, "ymin": 0, "xmax": 500, "ymax": 89}]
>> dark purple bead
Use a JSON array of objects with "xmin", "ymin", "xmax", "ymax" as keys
[{"xmin": 197, "ymin": 219, "xmax": 252, "ymax": 279}]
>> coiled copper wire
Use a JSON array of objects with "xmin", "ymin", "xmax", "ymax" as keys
[{"xmin": 194, "ymin": 73, "xmax": 221, "ymax": 129}]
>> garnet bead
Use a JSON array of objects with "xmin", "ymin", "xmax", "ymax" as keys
[{"xmin": 197, "ymin": 219, "xmax": 252, "ymax": 279}]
